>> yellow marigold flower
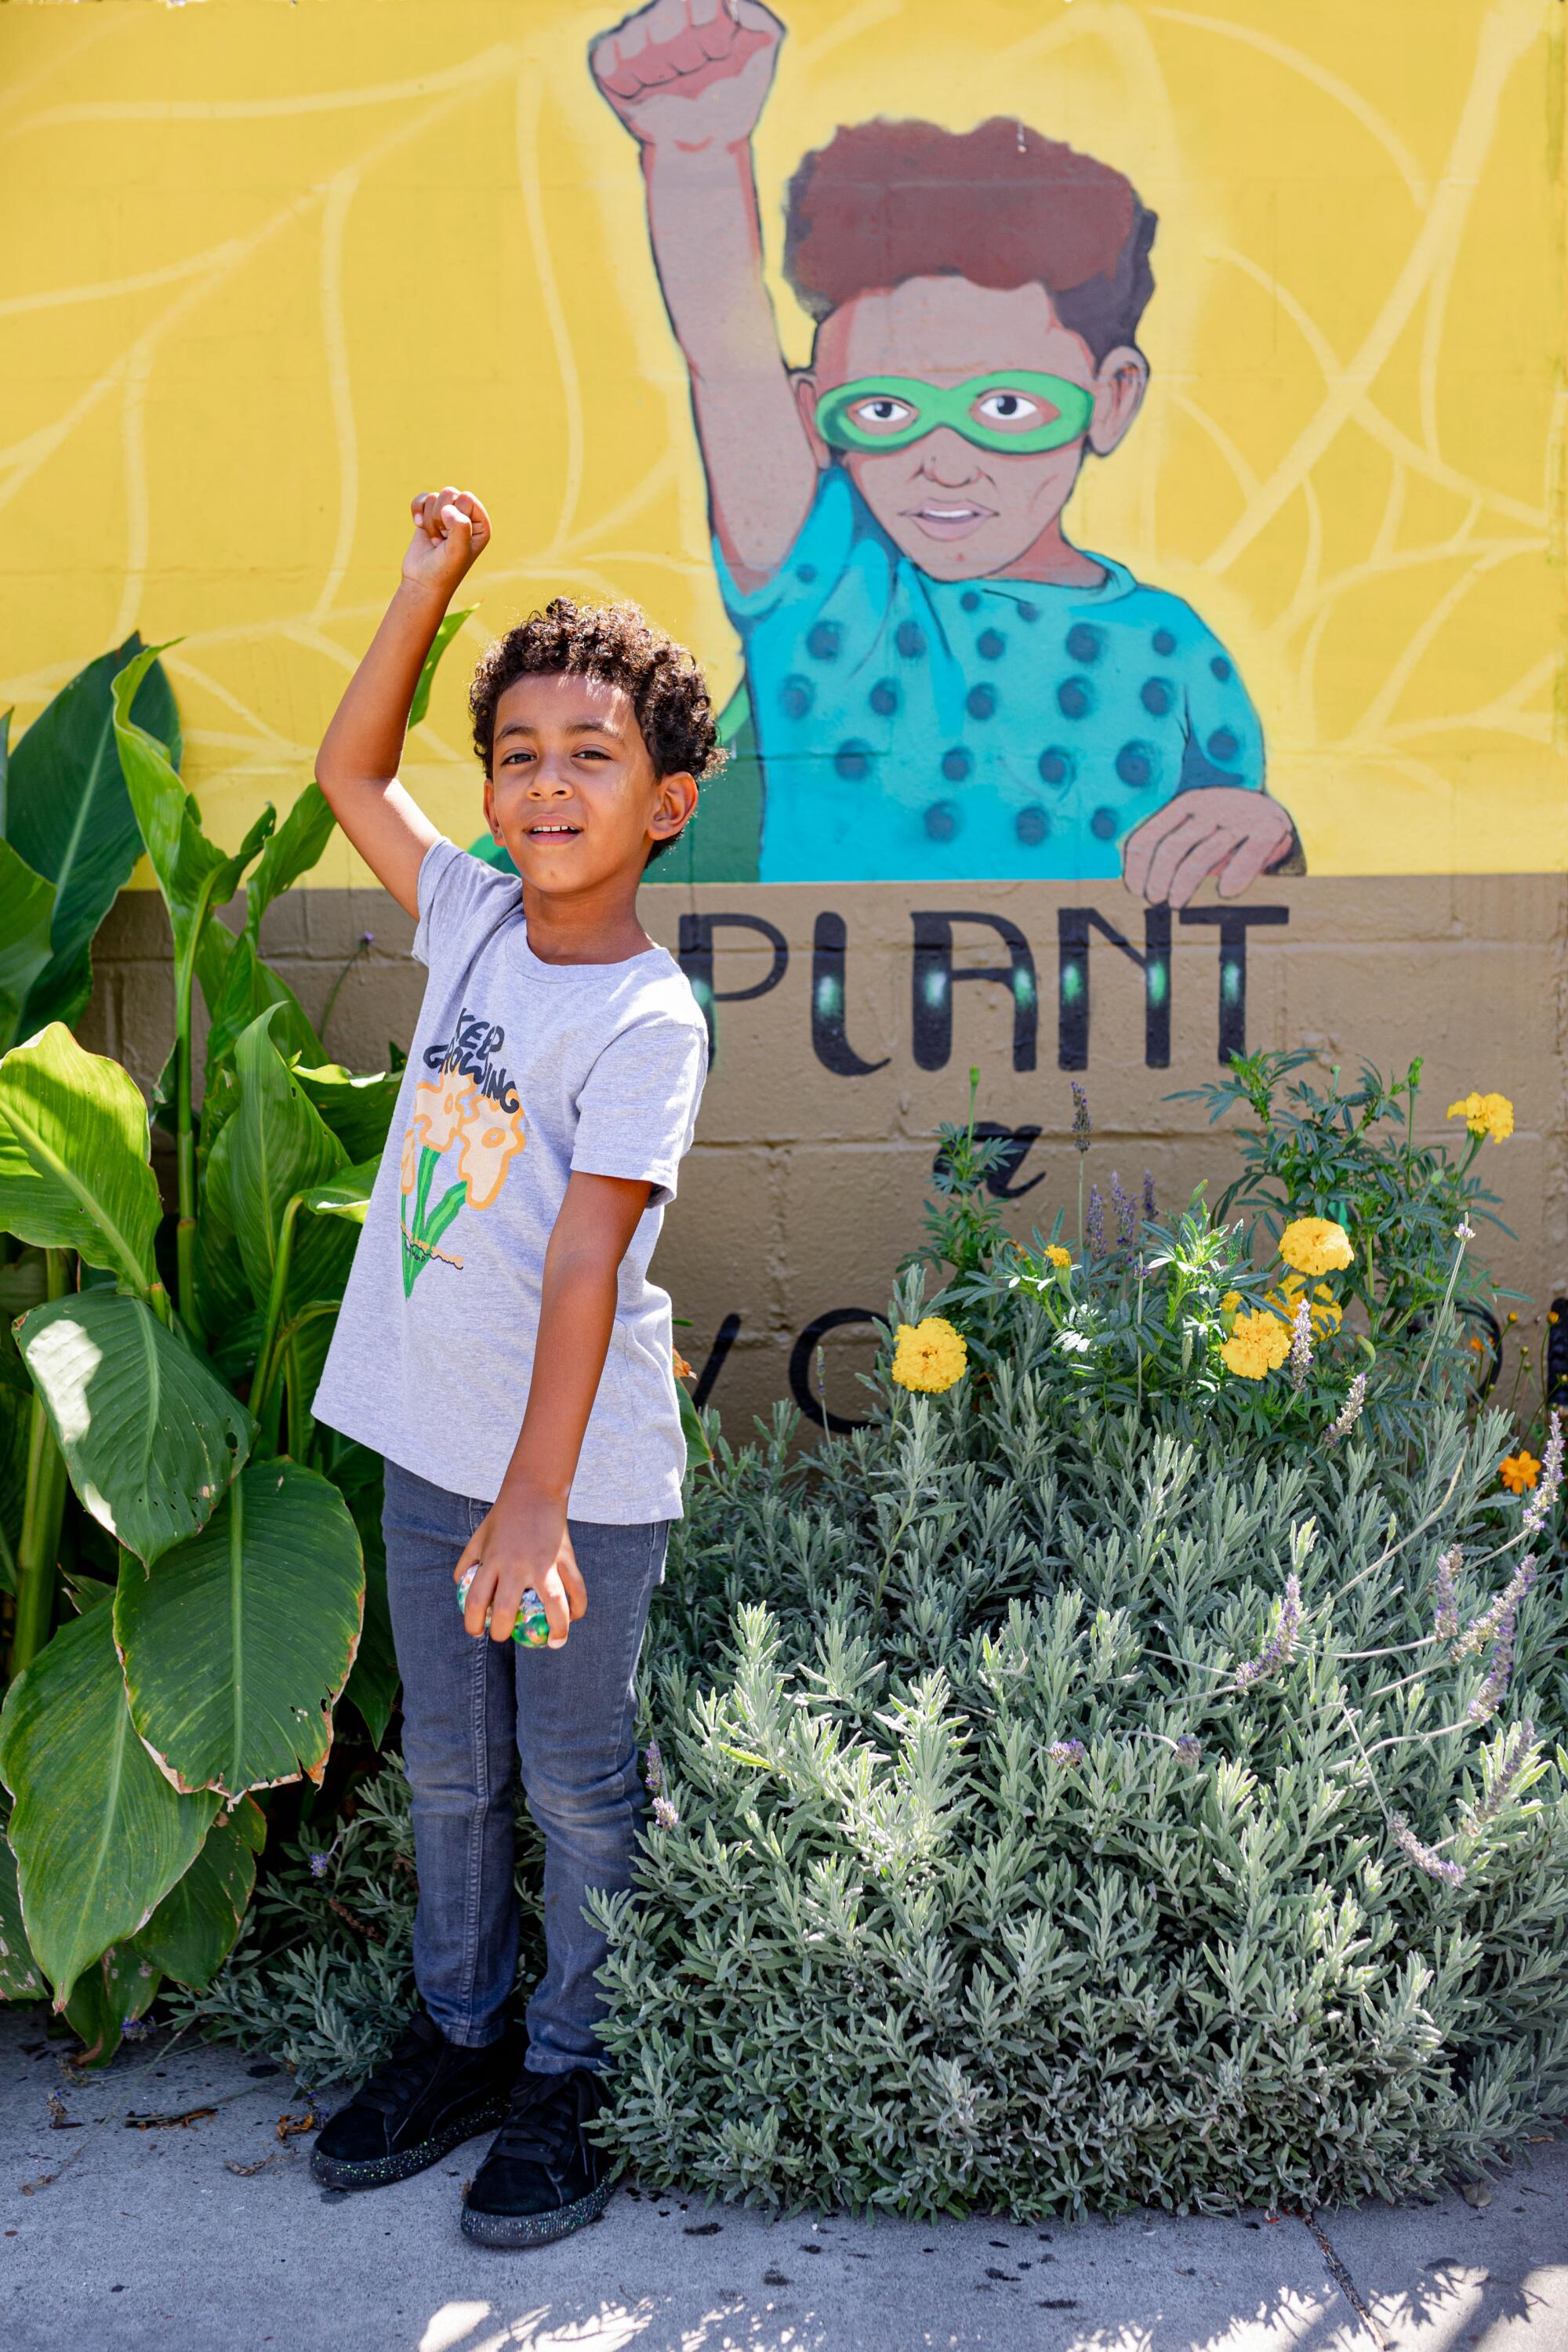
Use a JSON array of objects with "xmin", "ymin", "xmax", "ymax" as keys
[
  {"xmin": 456, "ymin": 1102, "xmax": 527, "ymax": 1212},
  {"xmin": 399, "ymin": 1123, "xmax": 421, "ymax": 1195},
  {"xmin": 1044, "ymin": 1244, "xmax": 1071, "ymax": 1270},
  {"xmin": 1278, "ymin": 1217, "xmax": 1353, "ymax": 1278},
  {"xmin": 891, "ymin": 1316, "xmax": 968, "ymax": 1394},
  {"xmin": 411, "ymin": 1073, "xmax": 477, "ymax": 1155},
  {"xmin": 672, "ymin": 1349, "xmax": 694, "ymax": 1381},
  {"xmin": 1500, "ymin": 1450, "xmax": 1541, "ymax": 1495},
  {"xmin": 1220, "ymin": 1290, "xmax": 1243, "ymax": 1313},
  {"xmin": 1220, "ymin": 1309, "xmax": 1292, "ymax": 1381},
  {"xmin": 1446, "ymin": 1091, "xmax": 1514, "ymax": 1143},
  {"xmin": 1265, "ymin": 1272, "xmax": 1343, "ymax": 1339}
]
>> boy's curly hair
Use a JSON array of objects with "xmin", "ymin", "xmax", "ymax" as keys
[{"xmin": 468, "ymin": 597, "xmax": 725, "ymax": 861}]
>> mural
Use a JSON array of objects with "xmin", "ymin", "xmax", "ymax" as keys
[{"xmin": 593, "ymin": 0, "xmax": 1299, "ymax": 900}]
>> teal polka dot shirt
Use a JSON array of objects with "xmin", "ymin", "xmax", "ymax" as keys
[{"xmin": 717, "ymin": 467, "xmax": 1266, "ymax": 883}]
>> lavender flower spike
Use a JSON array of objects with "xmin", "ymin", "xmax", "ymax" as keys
[
  {"xmin": 1086, "ymin": 1184, "xmax": 1105, "ymax": 1255},
  {"xmin": 651, "ymin": 1795, "xmax": 680, "ymax": 1831},
  {"xmin": 1391, "ymin": 1813, "xmax": 1466, "ymax": 1887},
  {"xmin": 1461, "ymin": 1718, "xmax": 1536, "ymax": 1836},
  {"xmin": 1521, "ymin": 1409, "xmax": 1564, "ymax": 1540},
  {"xmin": 1047, "ymin": 1738, "xmax": 1087, "ymax": 1766},
  {"xmin": 1142, "ymin": 1169, "xmax": 1156, "ymax": 1220},
  {"xmin": 1454, "ymin": 1218, "xmax": 1476, "ymax": 1243},
  {"xmin": 643, "ymin": 1740, "xmax": 665, "ymax": 1796},
  {"xmin": 1289, "ymin": 1294, "xmax": 1313, "ymax": 1391},
  {"xmin": 1173, "ymin": 1733, "xmax": 1201, "ymax": 1766},
  {"xmin": 1452, "ymin": 1555, "xmax": 1537, "ymax": 1661},
  {"xmin": 1110, "ymin": 1171, "xmax": 1135, "ymax": 1246},
  {"xmin": 1432, "ymin": 1546, "xmax": 1461, "ymax": 1642},
  {"xmin": 1236, "ymin": 1572, "xmax": 1303, "ymax": 1690},
  {"xmin": 1070, "ymin": 1083, "xmax": 1092, "ymax": 1153},
  {"xmin": 1324, "ymin": 1371, "xmax": 1367, "ymax": 1446}
]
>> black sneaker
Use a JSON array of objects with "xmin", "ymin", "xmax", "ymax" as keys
[
  {"xmin": 460, "ymin": 2066, "xmax": 615, "ymax": 2247},
  {"xmin": 311, "ymin": 2013, "xmax": 524, "ymax": 2191}
]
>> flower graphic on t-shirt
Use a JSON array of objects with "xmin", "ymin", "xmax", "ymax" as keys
[
  {"xmin": 409, "ymin": 1073, "xmax": 476, "ymax": 1153},
  {"xmin": 397, "ymin": 1032, "xmax": 528, "ymax": 1294},
  {"xmin": 456, "ymin": 1100, "xmax": 527, "ymax": 1212}
]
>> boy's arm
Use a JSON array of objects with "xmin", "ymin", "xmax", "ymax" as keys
[
  {"xmin": 452, "ymin": 1171, "xmax": 654, "ymax": 1646},
  {"xmin": 592, "ymin": 0, "xmax": 818, "ymax": 593},
  {"xmin": 314, "ymin": 488, "xmax": 490, "ymax": 919}
]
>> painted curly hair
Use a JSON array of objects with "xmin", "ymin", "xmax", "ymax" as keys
[{"xmin": 468, "ymin": 597, "xmax": 724, "ymax": 862}]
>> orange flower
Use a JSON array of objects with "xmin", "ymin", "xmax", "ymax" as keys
[
  {"xmin": 672, "ymin": 1349, "xmax": 694, "ymax": 1381},
  {"xmin": 410, "ymin": 1073, "xmax": 477, "ymax": 1154},
  {"xmin": 456, "ymin": 1101, "xmax": 527, "ymax": 1211},
  {"xmin": 1500, "ymin": 1450, "xmax": 1541, "ymax": 1495}
]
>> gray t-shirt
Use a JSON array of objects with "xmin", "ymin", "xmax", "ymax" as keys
[{"xmin": 313, "ymin": 837, "xmax": 708, "ymax": 1519}]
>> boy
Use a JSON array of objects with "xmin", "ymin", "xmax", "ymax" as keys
[
  {"xmin": 307, "ymin": 486, "xmax": 716, "ymax": 2247},
  {"xmin": 591, "ymin": 0, "xmax": 1300, "ymax": 902}
]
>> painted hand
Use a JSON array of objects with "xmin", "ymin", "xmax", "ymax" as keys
[
  {"xmin": 454, "ymin": 1486, "xmax": 587, "ymax": 1650},
  {"xmin": 401, "ymin": 486, "xmax": 491, "ymax": 602},
  {"xmin": 1122, "ymin": 788, "xmax": 1296, "ymax": 909},
  {"xmin": 590, "ymin": 0, "xmax": 784, "ymax": 149}
]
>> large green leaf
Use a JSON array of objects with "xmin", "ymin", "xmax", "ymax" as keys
[
  {"xmin": 115, "ymin": 1461, "xmax": 363, "ymax": 1799},
  {"xmin": 111, "ymin": 648, "xmax": 272, "ymax": 1006},
  {"xmin": 132, "ymin": 1795, "xmax": 264, "ymax": 1987},
  {"xmin": 293, "ymin": 1064, "xmax": 401, "ymax": 1163},
  {"xmin": 0, "ymin": 1831, "xmax": 45, "ymax": 2001},
  {"xmin": 244, "ymin": 782, "xmax": 336, "ymax": 938},
  {"xmin": 0, "ymin": 1602, "xmax": 219, "ymax": 2005},
  {"xmin": 208, "ymin": 1006, "xmax": 347, "ymax": 1313},
  {"xmin": 300, "ymin": 1155, "xmax": 381, "ymax": 1225},
  {"xmin": 205, "ymin": 931, "xmax": 322, "ymax": 1079},
  {"xmin": 8, "ymin": 637, "xmax": 180, "ymax": 1036},
  {"xmin": 0, "ymin": 1024, "xmax": 161, "ymax": 1290},
  {"xmin": 408, "ymin": 604, "xmax": 475, "ymax": 729},
  {"xmin": 0, "ymin": 841, "xmax": 56, "ymax": 1057},
  {"xmin": 64, "ymin": 1944, "xmax": 162, "ymax": 2063},
  {"xmin": 17, "ymin": 1290, "xmax": 252, "ymax": 1565}
]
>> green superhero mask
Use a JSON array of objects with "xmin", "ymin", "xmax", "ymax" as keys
[{"xmin": 815, "ymin": 370, "xmax": 1095, "ymax": 457}]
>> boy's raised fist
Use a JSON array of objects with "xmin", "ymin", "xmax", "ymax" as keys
[
  {"xmin": 591, "ymin": 0, "xmax": 783, "ymax": 147},
  {"xmin": 403, "ymin": 487, "xmax": 491, "ymax": 599}
]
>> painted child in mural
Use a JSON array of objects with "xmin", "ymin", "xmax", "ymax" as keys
[{"xmin": 591, "ymin": 0, "xmax": 1301, "ymax": 902}]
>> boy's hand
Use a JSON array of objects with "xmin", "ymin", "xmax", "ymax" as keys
[
  {"xmin": 591, "ymin": 0, "xmax": 783, "ymax": 149},
  {"xmin": 402, "ymin": 486, "xmax": 492, "ymax": 604},
  {"xmin": 454, "ymin": 1486, "xmax": 587, "ymax": 1650},
  {"xmin": 1122, "ymin": 788, "xmax": 1296, "ymax": 908}
]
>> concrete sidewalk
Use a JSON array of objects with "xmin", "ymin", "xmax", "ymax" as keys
[{"xmin": 2, "ymin": 2009, "xmax": 1563, "ymax": 2352}]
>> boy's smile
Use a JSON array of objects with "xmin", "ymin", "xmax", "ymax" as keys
[{"xmin": 800, "ymin": 278, "xmax": 1147, "ymax": 583}]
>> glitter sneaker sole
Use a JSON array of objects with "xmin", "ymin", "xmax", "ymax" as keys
[
  {"xmin": 459, "ymin": 2175, "xmax": 615, "ymax": 2247},
  {"xmin": 310, "ymin": 2098, "xmax": 510, "ymax": 2193}
]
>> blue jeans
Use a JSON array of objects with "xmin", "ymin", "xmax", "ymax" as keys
[{"xmin": 382, "ymin": 1461, "xmax": 669, "ymax": 2074}]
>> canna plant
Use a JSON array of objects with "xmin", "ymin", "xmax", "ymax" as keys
[{"xmin": 0, "ymin": 631, "xmax": 462, "ymax": 2059}]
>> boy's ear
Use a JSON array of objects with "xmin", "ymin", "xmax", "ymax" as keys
[
  {"xmin": 792, "ymin": 370, "xmax": 830, "ymax": 466},
  {"xmin": 648, "ymin": 768, "xmax": 699, "ymax": 848},
  {"xmin": 1087, "ymin": 347, "xmax": 1149, "ymax": 457},
  {"xmin": 482, "ymin": 774, "xmax": 503, "ymax": 842}
]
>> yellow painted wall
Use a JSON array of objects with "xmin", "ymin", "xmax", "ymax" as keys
[{"xmin": 3, "ymin": 0, "xmax": 1564, "ymax": 883}]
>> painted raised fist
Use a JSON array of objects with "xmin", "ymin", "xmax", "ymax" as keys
[{"xmin": 590, "ymin": 0, "xmax": 784, "ymax": 149}]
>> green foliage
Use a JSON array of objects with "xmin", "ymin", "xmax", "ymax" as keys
[
  {"xmin": 586, "ymin": 1370, "xmax": 1567, "ymax": 2218},
  {"xmin": 0, "ymin": 1601, "xmax": 218, "ymax": 2009},
  {"xmin": 3, "ymin": 637, "xmax": 179, "ymax": 1036},
  {"xmin": 1178, "ymin": 1051, "xmax": 1507, "ymax": 1387},
  {"xmin": 0, "ymin": 622, "xmax": 466, "ymax": 2059},
  {"xmin": 172, "ymin": 1763, "xmax": 547, "ymax": 2096},
  {"xmin": 115, "ymin": 1463, "xmax": 364, "ymax": 1799}
]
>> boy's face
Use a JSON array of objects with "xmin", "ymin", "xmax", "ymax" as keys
[
  {"xmin": 484, "ymin": 672, "xmax": 695, "ymax": 891},
  {"xmin": 798, "ymin": 278, "xmax": 1147, "ymax": 581}
]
